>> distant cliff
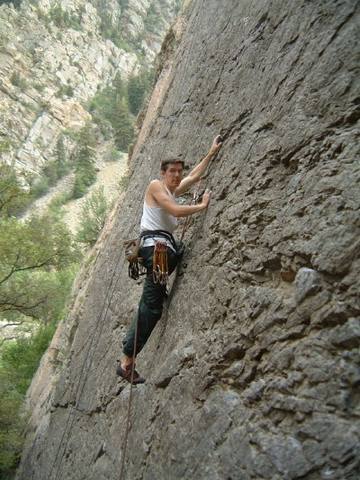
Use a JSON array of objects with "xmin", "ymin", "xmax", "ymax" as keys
[
  {"xmin": 0, "ymin": 0, "xmax": 180, "ymax": 175},
  {"xmin": 18, "ymin": 1, "xmax": 360, "ymax": 479}
]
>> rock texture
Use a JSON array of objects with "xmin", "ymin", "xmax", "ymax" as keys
[{"xmin": 18, "ymin": 1, "xmax": 360, "ymax": 479}]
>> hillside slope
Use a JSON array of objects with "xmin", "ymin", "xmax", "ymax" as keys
[{"xmin": 17, "ymin": 1, "xmax": 359, "ymax": 479}]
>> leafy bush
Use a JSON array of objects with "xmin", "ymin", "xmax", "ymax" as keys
[
  {"xmin": 105, "ymin": 147, "xmax": 121, "ymax": 162},
  {"xmin": 10, "ymin": 72, "xmax": 27, "ymax": 90},
  {"xmin": 0, "ymin": 250, "xmax": 78, "ymax": 479},
  {"xmin": 1, "ymin": 324, "xmax": 57, "ymax": 395},
  {"xmin": 48, "ymin": 190, "xmax": 72, "ymax": 213},
  {"xmin": 0, "ymin": 138, "xmax": 11, "ymax": 154},
  {"xmin": 56, "ymin": 84, "xmax": 74, "ymax": 99},
  {"xmin": 0, "ymin": 214, "xmax": 79, "ymax": 319},
  {"xmin": 76, "ymin": 187, "xmax": 109, "ymax": 247},
  {"xmin": 118, "ymin": 173, "xmax": 130, "ymax": 192},
  {"xmin": 29, "ymin": 175, "xmax": 49, "ymax": 198}
]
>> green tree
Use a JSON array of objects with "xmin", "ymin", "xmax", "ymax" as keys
[
  {"xmin": 127, "ymin": 68, "xmax": 154, "ymax": 115},
  {"xmin": 0, "ymin": 165, "xmax": 29, "ymax": 218},
  {"xmin": 0, "ymin": 320, "xmax": 63, "ymax": 478},
  {"xmin": 89, "ymin": 73, "xmax": 126, "ymax": 122},
  {"xmin": 0, "ymin": 0, "xmax": 22, "ymax": 7},
  {"xmin": 54, "ymin": 135, "xmax": 70, "ymax": 177},
  {"xmin": 112, "ymin": 98, "xmax": 134, "ymax": 151},
  {"xmin": 0, "ymin": 159, "xmax": 79, "ymax": 479},
  {"xmin": 118, "ymin": 0, "xmax": 129, "ymax": 9},
  {"xmin": 88, "ymin": 73, "xmax": 135, "ymax": 151},
  {"xmin": 72, "ymin": 125, "xmax": 97, "ymax": 198},
  {"xmin": 76, "ymin": 187, "xmax": 110, "ymax": 247},
  {"xmin": 41, "ymin": 135, "xmax": 70, "ymax": 187},
  {"xmin": 0, "ymin": 375, "xmax": 23, "ymax": 479},
  {"xmin": 0, "ymin": 214, "xmax": 78, "ymax": 320}
]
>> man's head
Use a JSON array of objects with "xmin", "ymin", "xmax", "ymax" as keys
[
  {"xmin": 160, "ymin": 159, "xmax": 185, "ymax": 190},
  {"xmin": 160, "ymin": 159, "xmax": 185, "ymax": 172}
]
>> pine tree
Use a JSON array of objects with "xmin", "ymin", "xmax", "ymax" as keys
[
  {"xmin": 112, "ymin": 98, "xmax": 134, "ymax": 151},
  {"xmin": 55, "ymin": 135, "xmax": 68, "ymax": 178},
  {"xmin": 72, "ymin": 125, "xmax": 97, "ymax": 198}
]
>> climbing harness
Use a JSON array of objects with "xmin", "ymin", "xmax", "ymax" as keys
[
  {"xmin": 124, "ymin": 238, "xmax": 146, "ymax": 280},
  {"xmin": 124, "ymin": 229, "xmax": 178, "ymax": 282}
]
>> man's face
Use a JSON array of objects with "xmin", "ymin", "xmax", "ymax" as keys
[{"xmin": 162, "ymin": 163, "xmax": 183, "ymax": 189}]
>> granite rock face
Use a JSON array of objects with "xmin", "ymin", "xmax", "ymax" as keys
[{"xmin": 17, "ymin": 1, "xmax": 360, "ymax": 479}]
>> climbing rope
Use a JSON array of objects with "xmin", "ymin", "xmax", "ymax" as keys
[
  {"xmin": 49, "ymin": 160, "xmax": 154, "ymax": 479},
  {"xmin": 118, "ymin": 299, "xmax": 140, "ymax": 480},
  {"xmin": 118, "ymin": 180, "xmax": 202, "ymax": 480},
  {"xmin": 50, "ymin": 240, "xmax": 127, "ymax": 480},
  {"xmin": 118, "ymin": 116, "xmax": 180, "ymax": 480}
]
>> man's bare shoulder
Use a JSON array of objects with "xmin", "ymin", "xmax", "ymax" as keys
[
  {"xmin": 145, "ymin": 179, "xmax": 164, "ymax": 205},
  {"xmin": 148, "ymin": 179, "xmax": 163, "ymax": 192}
]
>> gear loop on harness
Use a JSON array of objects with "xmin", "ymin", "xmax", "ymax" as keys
[{"xmin": 152, "ymin": 240, "xmax": 169, "ymax": 284}]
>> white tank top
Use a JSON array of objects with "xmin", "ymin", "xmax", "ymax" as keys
[{"xmin": 140, "ymin": 183, "xmax": 178, "ymax": 250}]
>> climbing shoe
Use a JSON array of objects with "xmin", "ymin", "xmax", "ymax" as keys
[{"xmin": 116, "ymin": 364, "xmax": 145, "ymax": 384}]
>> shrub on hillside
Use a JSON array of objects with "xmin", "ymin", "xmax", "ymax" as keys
[{"xmin": 76, "ymin": 187, "xmax": 110, "ymax": 247}]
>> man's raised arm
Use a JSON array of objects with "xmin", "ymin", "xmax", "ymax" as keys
[
  {"xmin": 151, "ymin": 181, "xmax": 211, "ymax": 217},
  {"xmin": 175, "ymin": 135, "xmax": 223, "ymax": 196}
]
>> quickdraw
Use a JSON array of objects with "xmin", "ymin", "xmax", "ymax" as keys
[{"xmin": 152, "ymin": 240, "xmax": 169, "ymax": 284}]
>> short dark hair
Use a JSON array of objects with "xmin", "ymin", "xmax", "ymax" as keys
[{"xmin": 160, "ymin": 159, "xmax": 185, "ymax": 172}]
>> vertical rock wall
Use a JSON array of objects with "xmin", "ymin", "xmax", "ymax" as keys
[{"xmin": 18, "ymin": 1, "xmax": 359, "ymax": 479}]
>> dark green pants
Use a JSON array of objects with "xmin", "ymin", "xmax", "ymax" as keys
[{"xmin": 122, "ymin": 246, "xmax": 179, "ymax": 357}]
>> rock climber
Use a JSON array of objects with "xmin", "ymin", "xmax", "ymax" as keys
[{"xmin": 117, "ymin": 134, "xmax": 223, "ymax": 383}]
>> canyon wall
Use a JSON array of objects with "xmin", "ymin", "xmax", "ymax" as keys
[
  {"xmin": 18, "ymin": 1, "xmax": 359, "ymax": 479},
  {"xmin": 0, "ymin": 0, "xmax": 180, "ymax": 175}
]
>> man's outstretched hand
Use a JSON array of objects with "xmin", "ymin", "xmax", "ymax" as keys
[
  {"xmin": 201, "ymin": 188, "xmax": 212, "ymax": 208},
  {"xmin": 209, "ymin": 134, "xmax": 223, "ymax": 156}
]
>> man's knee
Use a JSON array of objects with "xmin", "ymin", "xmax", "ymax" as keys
[{"xmin": 140, "ymin": 301, "xmax": 163, "ymax": 323}]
